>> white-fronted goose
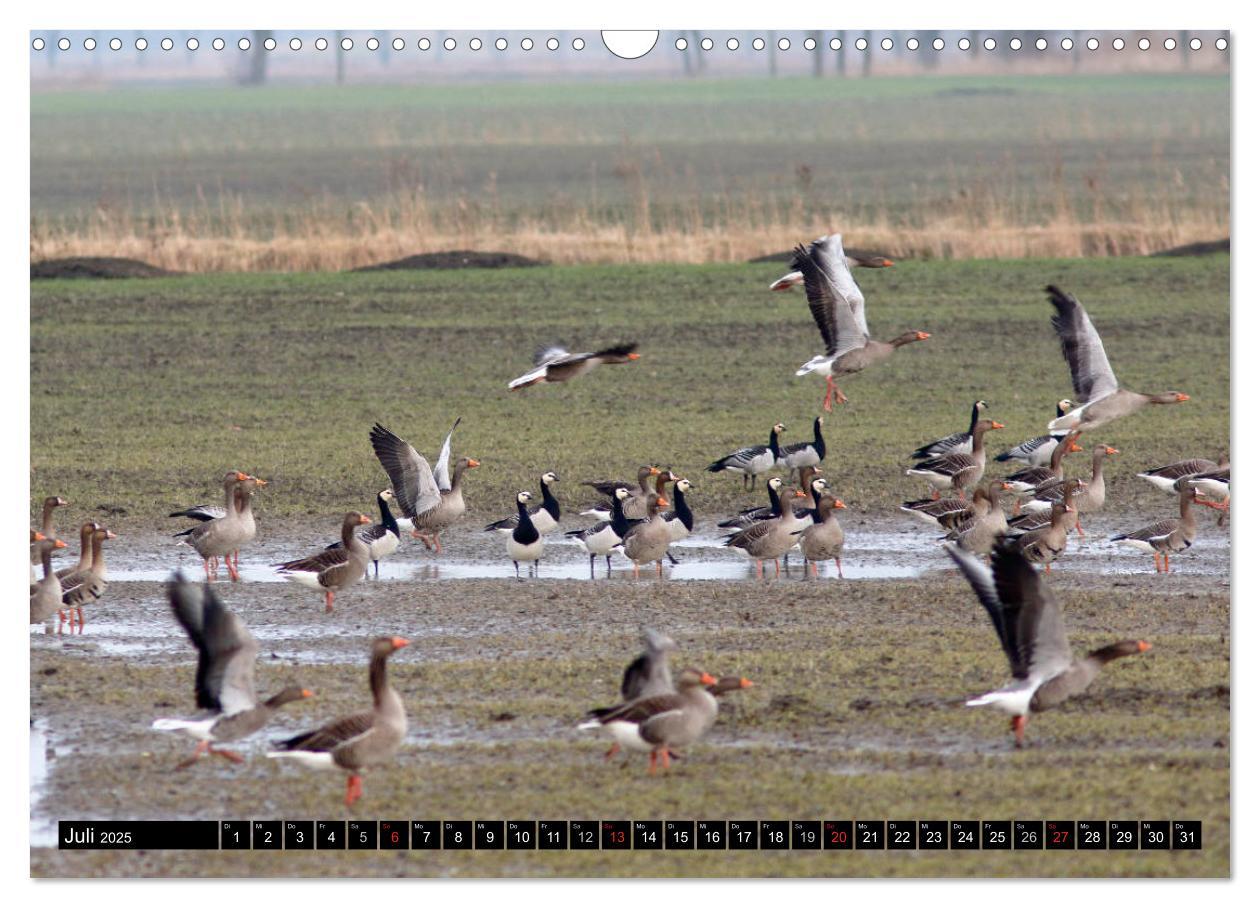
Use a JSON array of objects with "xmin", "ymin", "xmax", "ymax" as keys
[
  {"xmin": 1002, "ymin": 431, "xmax": 1083, "ymax": 503},
  {"xmin": 1023, "ymin": 444, "xmax": 1117, "ymax": 534},
  {"xmin": 724, "ymin": 485, "xmax": 805, "ymax": 579},
  {"xmin": 578, "ymin": 667, "xmax": 719, "ymax": 773},
  {"xmin": 790, "ymin": 234, "xmax": 930, "ymax": 412},
  {"xmin": 58, "ymin": 526, "xmax": 116, "ymax": 633},
  {"xmin": 152, "ymin": 574, "xmax": 313, "ymax": 768},
  {"xmin": 582, "ymin": 465, "xmax": 662, "ymax": 521},
  {"xmin": 662, "ymin": 478, "xmax": 695, "ymax": 543},
  {"xmin": 800, "ymin": 494, "xmax": 847, "ymax": 577},
  {"xmin": 275, "ymin": 512, "xmax": 372, "ymax": 612},
  {"xmin": 567, "ymin": 488, "xmax": 635, "ymax": 575},
  {"xmin": 995, "ymin": 400, "xmax": 1076, "ymax": 467},
  {"xmin": 1138, "ymin": 453, "xmax": 1228, "ymax": 494},
  {"xmin": 506, "ymin": 491, "xmax": 545, "ymax": 579},
  {"xmin": 1015, "ymin": 499, "xmax": 1076, "ymax": 572},
  {"xmin": 508, "ymin": 342, "xmax": 640, "ymax": 390},
  {"xmin": 56, "ymin": 521, "xmax": 99, "ymax": 581},
  {"xmin": 910, "ymin": 401, "xmax": 988, "ymax": 461},
  {"xmin": 619, "ymin": 494, "xmax": 673, "ymax": 579},
  {"xmin": 485, "ymin": 472, "xmax": 561, "ymax": 535},
  {"xmin": 1111, "ymin": 484, "xmax": 1199, "ymax": 573},
  {"xmin": 769, "ymin": 248, "xmax": 893, "ymax": 291},
  {"xmin": 370, "ymin": 421, "xmax": 477, "ymax": 554},
  {"xmin": 1045, "ymin": 285, "xmax": 1190, "ymax": 433},
  {"xmin": 326, "ymin": 490, "xmax": 401, "ymax": 578},
  {"xmin": 945, "ymin": 541, "xmax": 1150, "ymax": 748},
  {"xmin": 707, "ymin": 423, "xmax": 785, "ymax": 490},
  {"xmin": 173, "ymin": 471, "xmax": 252, "ymax": 581},
  {"xmin": 777, "ymin": 416, "xmax": 827, "ymax": 477},
  {"xmin": 267, "ymin": 636, "xmax": 409, "ymax": 806},
  {"xmin": 30, "ymin": 536, "xmax": 67, "ymax": 625},
  {"xmin": 905, "ymin": 419, "xmax": 1004, "ymax": 499},
  {"xmin": 31, "ymin": 496, "xmax": 68, "ymax": 566}
]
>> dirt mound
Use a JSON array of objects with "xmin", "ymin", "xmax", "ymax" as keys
[
  {"xmin": 1150, "ymin": 238, "xmax": 1230, "ymax": 257},
  {"xmin": 30, "ymin": 257, "xmax": 177, "ymax": 279},
  {"xmin": 353, "ymin": 250, "xmax": 545, "ymax": 272}
]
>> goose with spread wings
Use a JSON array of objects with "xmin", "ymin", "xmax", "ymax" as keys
[
  {"xmin": 508, "ymin": 342, "xmax": 640, "ymax": 390},
  {"xmin": 370, "ymin": 419, "xmax": 477, "ymax": 553},
  {"xmin": 1045, "ymin": 285, "xmax": 1189, "ymax": 433},
  {"xmin": 789, "ymin": 234, "xmax": 930, "ymax": 412}
]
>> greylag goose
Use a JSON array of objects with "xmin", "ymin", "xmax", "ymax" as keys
[
  {"xmin": 582, "ymin": 465, "xmax": 662, "ymax": 521},
  {"xmin": 662, "ymin": 478, "xmax": 695, "ymax": 543},
  {"xmin": 769, "ymin": 248, "xmax": 893, "ymax": 291},
  {"xmin": 30, "ymin": 536, "xmax": 67, "ymax": 624},
  {"xmin": 56, "ymin": 521, "xmax": 99, "ymax": 581},
  {"xmin": 707, "ymin": 423, "xmax": 785, "ymax": 490},
  {"xmin": 905, "ymin": 419, "xmax": 1004, "ymax": 499},
  {"xmin": 369, "ymin": 420, "xmax": 477, "ymax": 554},
  {"xmin": 709, "ymin": 675, "xmax": 756, "ymax": 696},
  {"xmin": 31, "ymin": 496, "xmax": 68, "ymax": 566},
  {"xmin": 1002, "ymin": 431, "xmax": 1083, "ymax": 505},
  {"xmin": 1045, "ymin": 285, "xmax": 1190, "ymax": 433},
  {"xmin": 619, "ymin": 494, "xmax": 673, "ymax": 579},
  {"xmin": 325, "ymin": 490, "xmax": 401, "ymax": 578},
  {"xmin": 578, "ymin": 667, "xmax": 719, "ymax": 774},
  {"xmin": 508, "ymin": 342, "xmax": 640, "ymax": 390},
  {"xmin": 567, "ymin": 487, "xmax": 634, "ymax": 575},
  {"xmin": 1111, "ymin": 484, "xmax": 1199, "ymax": 573},
  {"xmin": 900, "ymin": 493, "xmax": 973, "ymax": 528},
  {"xmin": 275, "ymin": 513, "xmax": 372, "ymax": 612},
  {"xmin": 1181, "ymin": 466, "xmax": 1230, "ymax": 524},
  {"xmin": 777, "ymin": 416, "xmax": 827, "ymax": 477},
  {"xmin": 1006, "ymin": 479, "xmax": 1081, "ymax": 537},
  {"xmin": 152, "ymin": 575, "xmax": 312, "ymax": 768},
  {"xmin": 485, "ymin": 471, "xmax": 560, "ymax": 535},
  {"xmin": 1015, "ymin": 498, "xmax": 1076, "ymax": 572},
  {"xmin": 723, "ymin": 485, "xmax": 804, "ymax": 578},
  {"xmin": 800, "ymin": 494, "xmax": 847, "ymax": 577},
  {"xmin": 58, "ymin": 526, "xmax": 116, "ymax": 633},
  {"xmin": 506, "ymin": 491, "xmax": 544, "ymax": 579},
  {"xmin": 172, "ymin": 471, "xmax": 252, "ymax": 581},
  {"xmin": 583, "ymin": 628, "xmax": 680, "ymax": 759},
  {"xmin": 718, "ymin": 474, "xmax": 812, "ymax": 530},
  {"xmin": 1138, "ymin": 453, "xmax": 1228, "ymax": 494},
  {"xmin": 267, "ymin": 636, "xmax": 409, "ymax": 807},
  {"xmin": 169, "ymin": 479, "xmax": 263, "ymax": 574},
  {"xmin": 941, "ymin": 481, "xmax": 1012, "ymax": 555},
  {"xmin": 790, "ymin": 233, "xmax": 930, "ymax": 412},
  {"xmin": 995, "ymin": 400, "xmax": 1075, "ymax": 467},
  {"xmin": 910, "ymin": 401, "xmax": 988, "ymax": 461},
  {"xmin": 1022, "ymin": 443, "xmax": 1118, "ymax": 535},
  {"xmin": 945, "ymin": 541, "xmax": 1150, "ymax": 748}
]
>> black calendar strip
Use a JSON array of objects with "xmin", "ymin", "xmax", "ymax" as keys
[{"xmin": 55, "ymin": 820, "xmax": 1202, "ymax": 851}]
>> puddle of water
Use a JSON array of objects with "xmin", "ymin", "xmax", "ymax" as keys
[{"xmin": 30, "ymin": 720, "xmax": 58, "ymax": 849}]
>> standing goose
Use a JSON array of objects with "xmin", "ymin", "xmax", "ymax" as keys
[
  {"xmin": 769, "ymin": 249, "xmax": 893, "ymax": 291},
  {"xmin": 619, "ymin": 495, "xmax": 674, "ymax": 579},
  {"xmin": 58, "ymin": 526, "xmax": 116, "ymax": 633},
  {"xmin": 910, "ymin": 401, "xmax": 988, "ymax": 461},
  {"xmin": 777, "ymin": 416, "xmax": 827, "ymax": 478},
  {"xmin": 1006, "ymin": 479, "xmax": 1082, "ymax": 537},
  {"xmin": 56, "ymin": 521, "xmax": 100, "ymax": 581},
  {"xmin": 1138, "ymin": 453, "xmax": 1228, "ymax": 494},
  {"xmin": 578, "ymin": 667, "xmax": 719, "ymax": 774},
  {"xmin": 567, "ymin": 487, "xmax": 635, "ymax": 575},
  {"xmin": 275, "ymin": 513, "xmax": 373, "ymax": 612},
  {"xmin": 995, "ymin": 401, "xmax": 1076, "ymax": 467},
  {"xmin": 152, "ymin": 575, "xmax": 313, "ymax": 768},
  {"xmin": 173, "ymin": 471, "xmax": 252, "ymax": 581},
  {"xmin": 789, "ymin": 234, "xmax": 931, "ymax": 412},
  {"xmin": 662, "ymin": 477, "xmax": 695, "ymax": 543},
  {"xmin": 724, "ymin": 484, "xmax": 805, "ymax": 579},
  {"xmin": 1022, "ymin": 443, "xmax": 1118, "ymax": 535},
  {"xmin": 905, "ymin": 419, "xmax": 1004, "ymax": 499},
  {"xmin": 1015, "ymin": 498, "xmax": 1076, "ymax": 572},
  {"xmin": 30, "ymin": 536, "xmax": 67, "ymax": 625},
  {"xmin": 325, "ymin": 490, "xmax": 401, "ymax": 578},
  {"xmin": 707, "ymin": 423, "xmax": 785, "ymax": 490},
  {"xmin": 799, "ymin": 494, "xmax": 847, "ymax": 577},
  {"xmin": 945, "ymin": 541, "xmax": 1151, "ymax": 748},
  {"xmin": 485, "ymin": 471, "xmax": 561, "ymax": 535},
  {"xmin": 169, "ymin": 477, "xmax": 265, "ymax": 575},
  {"xmin": 1111, "ymin": 484, "xmax": 1200, "ymax": 574},
  {"xmin": 267, "ymin": 636, "xmax": 409, "ymax": 807},
  {"xmin": 900, "ymin": 494, "xmax": 974, "ymax": 528},
  {"xmin": 941, "ymin": 481, "xmax": 1013, "ymax": 556},
  {"xmin": 506, "ymin": 491, "xmax": 545, "ymax": 579},
  {"xmin": 370, "ymin": 420, "xmax": 477, "ymax": 555},
  {"xmin": 582, "ymin": 465, "xmax": 662, "ymax": 521},
  {"xmin": 718, "ymin": 474, "xmax": 813, "ymax": 530},
  {"xmin": 31, "ymin": 496, "xmax": 68, "ymax": 567},
  {"xmin": 1045, "ymin": 285, "xmax": 1190, "ymax": 433},
  {"xmin": 583, "ymin": 628, "xmax": 680, "ymax": 759},
  {"xmin": 508, "ymin": 342, "xmax": 640, "ymax": 390},
  {"xmin": 1002, "ymin": 431, "xmax": 1083, "ymax": 503}
]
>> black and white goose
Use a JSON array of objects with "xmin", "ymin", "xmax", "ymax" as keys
[
  {"xmin": 910, "ymin": 400, "xmax": 988, "ymax": 461},
  {"xmin": 706, "ymin": 423, "xmax": 785, "ymax": 490},
  {"xmin": 777, "ymin": 416, "xmax": 827, "ymax": 477},
  {"xmin": 716, "ymin": 476, "xmax": 792, "ymax": 530},
  {"xmin": 485, "ymin": 471, "xmax": 561, "ymax": 535},
  {"xmin": 994, "ymin": 400, "xmax": 1075, "ymax": 467},
  {"xmin": 325, "ymin": 490, "xmax": 401, "ymax": 578},
  {"xmin": 567, "ymin": 488, "xmax": 634, "ymax": 575},
  {"xmin": 506, "ymin": 491, "xmax": 544, "ymax": 579},
  {"xmin": 662, "ymin": 478, "xmax": 695, "ymax": 543}
]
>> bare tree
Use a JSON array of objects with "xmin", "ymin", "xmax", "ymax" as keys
[
  {"xmin": 1179, "ymin": 30, "xmax": 1190, "ymax": 69},
  {"xmin": 690, "ymin": 31, "xmax": 705, "ymax": 73},
  {"xmin": 835, "ymin": 31, "xmax": 846, "ymax": 75},
  {"xmin": 861, "ymin": 31, "xmax": 873, "ymax": 76},
  {"xmin": 335, "ymin": 31, "xmax": 346, "ymax": 84},
  {"xmin": 810, "ymin": 30, "xmax": 824, "ymax": 77},
  {"xmin": 239, "ymin": 29, "xmax": 271, "ymax": 85}
]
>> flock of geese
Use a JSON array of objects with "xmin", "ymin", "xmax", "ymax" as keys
[{"xmin": 29, "ymin": 232, "xmax": 1229, "ymax": 799}]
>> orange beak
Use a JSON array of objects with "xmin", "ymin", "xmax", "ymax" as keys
[
  {"xmin": 880, "ymin": 259, "xmax": 894, "ymax": 267},
  {"xmin": 235, "ymin": 471, "xmax": 249, "ymax": 481},
  {"xmin": 33, "ymin": 532, "xmax": 45, "ymax": 542},
  {"xmin": 648, "ymin": 467, "xmax": 661, "ymax": 475},
  {"xmin": 301, "ymin": 689, "xmax": 315, "ymax": 698},
  {"xmin": 1137, "ymin": 641, "xmax": 1152, "ymax": 653},
  {"xmin": 916, "ymin": 331, "xmax": 932, "ymax": 340},
  {"xmin": 656, "ymin": 496, "xmax": 669, "ymax": 507},
  {"xmin": 793, "ymin": 490, "xmax": 808, "ymax": 498},
  {"xmin": 833, "ymin": 500, "xmax": 847, "ymax": 510},
  {"xmin": 105, "ymin": 531, "xmax": 119, "ymax": 539},
  {"xmin": 391, "ymin": 636, "xmax": 411, "ymax": 650},
  {"xmin": 627, "ymin": 352, "xmax": 641, "ymax": 360},
  {"xmin": 991, "ymin": 421, "xmax": 1005, "ymax": 429},
  {"xmin": 54, "ymin": 539, "xmax": 67, "ymax": 549},
  {"xmin": 466, "ymin": 458, "xmax": 481, "ymax": 469},
  {"xmin": 358, "ymin": 514, "xmax": 371, "ymax": 525},
  {"xmin": 1175, "ymin": 393, "xmax": 1190, "ymax": 402},
  {"xmin": 739, "ymin": 678, "xmax": 755, "ymax": 688},
  {"xmin": 699, "ymin": 671, "xmax": 717, "ymax": 686},
  {"xmin": 1069, "ymin": 441, "xmax": 1085, "ymax": 453},
  {"xmin": 252, "ymin": 476, "xmax": 268, "ymax": 486},
  {"xmin": 1001, "ymin": 482, "xmax": 1014, "ymax": 490},
  {"xmin": 1104, "ymin": 447, "xmax": 1119, "ymax": 455}
]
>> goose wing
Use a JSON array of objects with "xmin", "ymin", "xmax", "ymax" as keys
[
  {"xmin": 370, "ymin": 423, "xmax": 442, "ymax": 519},
  {"xmin": 791, "ymin": 234, "xmax": 868, "ymax": 358},
  {"xmin": 431, "ymin": 416, "xmax": 463, "ymax": 492},
  {"xmin": 1046, "ymin": 285, "xmax": 1120, "ymax": 404},
  {"xmin": 167, "ymin": 573, "xmax": 258, "ymax": 714},
  {"xmin": 275, "ymin": 711, "xmax": 375, "ymax": 752}
]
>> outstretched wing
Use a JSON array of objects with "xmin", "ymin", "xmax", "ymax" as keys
[
  {"xmin": 370, "ymin": 423, "xmax": 442, "ymax": 519},
  {"xmin": 533, "ymin": 344, "xmax": 571, "ymax": 367},
  {"xmin": 432, "ymin": 417, "xmax": 462, "ymax": 491},
  {"xmin": 791, "ymin": 234, "xmax": 868, "ymax": 358},
  {"xmin": 167, "ymin": 573, "xmax": 258, "ymax": 713},
  {"xmin": 1046, "ymin": 285, "xmax": 1119, "ymax": 404}
]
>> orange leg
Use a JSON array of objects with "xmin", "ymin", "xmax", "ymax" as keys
[
  {"xmin": 754, "ymin": 560, "xmax": 763, "ymax": 580},
  {"xmin": 648, "ymin": 750, "xmax": 657, "ymax": 775},
  {"xmin": 810, "ymin": 562, "xmax": 818, "ymax": 578},
  {"xmin": 603, "ymin": 743, "xmax": 621, "ymax": 761},
  {"xmin": 176, "ymin": 740, "xmax": 211, "ymax": 770},
  {"xmin": 203, "ymin": 558, "xmax": 213, "ymax": 580},
  {"xmin": 75, "ymin": 606, "xmax": 85, "ymax": 631},
  {"xmin": 633, "ymin": 563, "xmax": 640, "ymax": 580},
  {"xmin": 325, "ymin": 590, "xmax": 335, "ymax": 613},
  {"xmin": 822, "ymin": 376, "xmax": 835, "ymax": 413},
  {"xmin": 1043, "ymin": 563, "xmax": 1051, "ymax": 574},
  {"xmin": 1011, "ymin": 715, "xmax": 1027, "ymax": 748},
  {"xmin": 1153, "ymin": 553, "xmax": 1161, "ymax": 573},
  {"xmin": 656, "ymin": 560, "xmax": 663, "ymax": 578},
  {"xmin": 344, "ymin": 774, "xmax": 364, "ymax": 807},
  {"xmin": 773, "ymin": 559, "xmax": 781, "ymax": 579},
  {"xmin": 211, "ymin": 746, "xmax": 246, "ymax": 763},
  {"xmin": 1075, "ymin": 517, "xmax": 1084, "ymax": 537},
  {"xmin": 1164, "ymin": 552, "xmax": 1172, "ymax": 573}
]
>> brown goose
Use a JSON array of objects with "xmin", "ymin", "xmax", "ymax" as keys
[
  {"xmin": 1045, "ymin": 285, "xmax": 1190, "ymax": 433},
  {"xmin": 583, "ymin": 628, "xmax": 679, "ymax": 760},
  {"xmin": 619, "ymin": 495, "xmax": 673, "ymax": 579},
  {"xmin": 578, "ymin": 667, "xmax": 719, "ymax": 774},
  {"xmin": 1111, "ymin": 483, "xmax": 1199, "ymax": 574},
  {"xmin": 1022, "ymin": 443, "xmax": 1118, "ymax": 534},
  {"xmin": 1138, "ymin": 452, "xmax": 1228, "ymax": 495},
  {"xmin": 31, "ymin": 496, "xmax": 68, "ymax": 566},
  {"xmin": 171, "ymin": 476, "xmax": 267, "ymax": 574},
  {"xmin": 790, "ymin": 234, "xmax": 930, "ymax": 412},
  {"xmin": 30, "ymin": 536, "xmax": 67, "ymax": 625},
  {"xmin": 799, "ymin": 494, "xmax": 847, "ymax": 577},
  {"xmin": 1006, "ymin": 478, "xmax": 1082, "ymax": 536},
  {"xmin": 59, "ymin": 526, "xmax": 116, "ymax": 632},
  {"xmin": 582, "ymin": 465, "xmax": 662, "ymax": 521},
  {"xmin": 1015, "ymin": 498, "xmax": 1076, "ymax": 572},
  {"xmin": 769, "ymin": 248, "xmax": 893, "ymax": 291},
  {"xmin": 173, "ymin": 471, "xmax": 252, "ymax": 581},
  {"xmin": 1003, "ymin": 431, "xmax": 1083, "ymax": 503},
  {"xmin": 945, "ymin": 541, "xmax": 1150, "ymax": 748},
  {"xmin": 370, "ymin": 419, "xmax": 475, "ymax": 554},
  {"xmin": 910, "ymin": 400, "xmax": 989, "ymax": 461},
  {"xmin": 942, "ymin": 482, "xmax": 1012, "ymax": 556},
  {"xmin": 274, "ymin": 513, "xmax": 372, "ymax": 612},
  {"xmin": 718, "ymin": 474, "xmax": 811, "ymax": 530},
  {"xmin": 723, "ymin": 485, "xmax": 805, "ymax": 578},
  {"xmin": 152, "ymin": 575, "xmax": 312, "ymax": 768},
  {"xmin": 508, "ymin": 342, "xmax": 640, "ymax": 389},
  {"xmin": 268, "ymin": 636, "xmax": 409, "ymax": 806},
  {"xmin": 56, "ymin": 521, "xmax": 100, "ymax": 581},
  {"xmin": 905, "ymin": 419, "xmax": 1004, "ymax": 499}
]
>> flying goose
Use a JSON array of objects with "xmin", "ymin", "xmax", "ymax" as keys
[
  {"xmin": 268, "ymin": 636, "xmax": 409, "ymax": 806},
  {"xmin": 30, "ymin": 536, "xmax": 67, "ymax": 625},
  {"xmin": 508, "ymin": 342, "xmax": 640, "ymax": 390},
  {"xmin": 910, "ymin": 401, "xmax": 988, "ymax": 461},
  {"xmin": 994, "ymin": 401, "xmax": 1075, "ymax": 467},
  {"xmin": 1045, "ymin": 285, "xmax": 1190, "ymax": 433},
  {"xmin": 789, "ymin": 233, "xmax": 930, "ymax": 412},
  {"xmin": 325, "ymin": 490, "xmax": 401, "ymax": 578},
  {"xmin": 485, "ymin": 471, "xmax": 561, "ymax": 535},
  {"xmin": 370, "ymin": 420, "xmax": 477, "ymax": 554},
  {"xmin": 152, "ymin": 575, "xmax": 312, "ymax": 768},
  {"xmin": 769, "ymin": 248, "xmax": 893, "ymax": 291},
  {"xmin": 945, "ymin": 541, "xmax": 1151, "ymax": 748},
  {"xmin": 707, "ymin": 423, "xmax": 785, "ymax": 490},
  {"xmin": 905, "ymin": 419, "xmax": 1004, "ymax": 499},
  {"xmin": 1111, "ymin": 483, "xmax": 1200, "ymax": 573},
  {"xmin": 506, "ymin": 491, "xmax": 545, "ymax": 579},
  {"xmin": 275, "ymin": 513, "xmax": 372, "ymax": 611}
]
